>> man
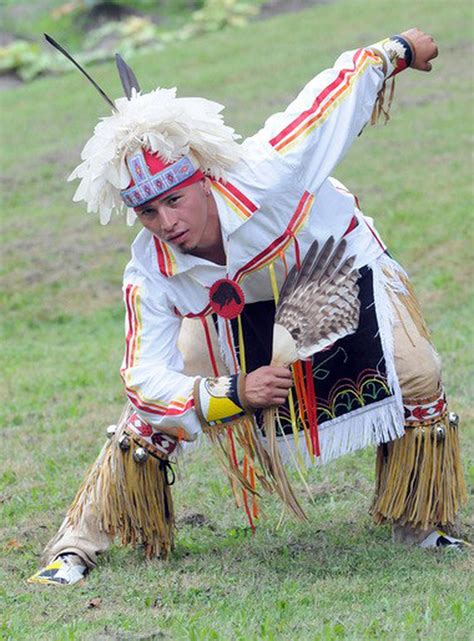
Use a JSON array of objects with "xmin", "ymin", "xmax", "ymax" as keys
[{"xmin": 29, "ymin": 28, "xmax": 467, "ymax": 586}]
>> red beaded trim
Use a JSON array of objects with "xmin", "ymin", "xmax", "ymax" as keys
[
  {"xmin": 404, "ymin": 388, "xmax": 447, "ymax": 426},
  {"xmin": 125, "ymin": 412, "xmax": 178, "ymax": 459}
]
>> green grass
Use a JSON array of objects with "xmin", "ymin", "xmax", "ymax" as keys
[{"xmin": 1, "ymin": 0, "xmax": 473, "ymax": 639}]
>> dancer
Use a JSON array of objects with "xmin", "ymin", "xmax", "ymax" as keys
[{"xmin": 29, "ymin": 29, "xmax": 467, "ymax": 586}]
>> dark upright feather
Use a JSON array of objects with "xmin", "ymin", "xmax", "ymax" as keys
[
  {"xmin": 115, "ymin": 54, "xmax": 141, "ymax": 99},
  {"xmin": 44, "ymin": 33, "xmax": 116, "ymax": 111},
  {"xmin": 293, "ymin": 239, "xmax": 320, "ymax": 291},
  {"xmin": 318, "ymin": 238, "xmax": 346, "ymax": 285}
]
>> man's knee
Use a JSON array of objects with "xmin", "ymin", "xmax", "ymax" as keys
[
  {"xmin": 391, "ymin": 292, "xmax": 442, "ymax": 399},
  {"xmin": 395, "ymin": 334, "xmax": 442, "ymax": 399}
]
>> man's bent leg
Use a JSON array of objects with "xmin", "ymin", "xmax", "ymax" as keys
[
  {"xmin": 30, "ymin": 404, "xmax": 177, "ymax": 585},
  {"xmin": 29, "ymin": 318, "xmax": 220, "ymax": 585},
  {"xmin": 371, "ymin": 269, "xmax": 467, "ymax": 545},
  {"xmin": 28, "ymin": 440, "xmax": 118, "ymax": 586}
]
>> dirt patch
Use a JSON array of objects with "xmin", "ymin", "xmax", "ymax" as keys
[
  {"xmin": 0, "ymin": 71, "xmax": 23, "ymax": 91},
  {"xmin": 80, "ymin": 1, "xmax": 140, "ymax": 30},
  {"xmin": 177, "ymin": 512, "xmax": 213, "ymax": 529}
]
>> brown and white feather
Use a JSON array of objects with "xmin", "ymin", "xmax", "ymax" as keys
[{"xmin": 274, "ymin": 237, "xmax": 360, "ymax": 360}]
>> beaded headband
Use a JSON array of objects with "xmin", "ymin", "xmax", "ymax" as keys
[{"xmin": 120, "ymin": 151, "xmax": 202, "ymax": 208}]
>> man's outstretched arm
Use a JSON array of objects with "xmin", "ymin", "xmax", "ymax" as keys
[{"xmin": 248, "ymin": 29, "xmax": 438, "ymax": 196}]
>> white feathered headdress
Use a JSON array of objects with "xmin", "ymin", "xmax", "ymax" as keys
[
  {"xmin": 43, "ymin": 35, "xmax": 242, "ymax": 225},
  {"xmin": 69, "ymin": 88, "xmax": 242, "ymax": 225}
]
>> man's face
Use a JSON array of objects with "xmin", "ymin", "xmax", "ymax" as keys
[{"xmin": 134, "ymin": 179, "xmax": 211, "ymax": 254}]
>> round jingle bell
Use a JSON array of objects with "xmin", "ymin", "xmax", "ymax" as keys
[
  {"xmin": 433, "ymin": 425, "xmax": 446, "ymax": 442},
  {"xmin": 118, "ymin": 434, "xmax": 131, "ymax": 451},
  {"xmin": 448, "ymin": 411, "xmax": 459, "ymax": 428},
  {"xmin": 106, "ymin": 424, "xmax": 117, "ymax": 439},
  {"xmin": 133, "ymin": 447, "xmax": 149, "ymax": 464}
]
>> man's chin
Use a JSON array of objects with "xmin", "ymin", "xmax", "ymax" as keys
[{"xmin": 179, "ymin": 243, "xmax": 197, "ymax": 255}]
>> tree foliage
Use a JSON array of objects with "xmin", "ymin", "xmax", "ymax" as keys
[{"xmin": 0, "ymin": 0, "xmax": 260, "ymax": 81}]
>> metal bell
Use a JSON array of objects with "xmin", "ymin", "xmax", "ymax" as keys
[
  {"xmin": 448, "ymin": 412, "xmax": 459, "ymax": 428},
  {"xmin": 133, "ymin": 447, "xmax": 149, "ymax": 464},
  {"xmin": 118, "ymin": 434, "xmax": 131, "ymax": 451},
  {"xmin": 433, "ymin": 425, "xmax": 446, "ymax": 442},
  {"xmin": 106, "ymin": 424, "xmax": 117, "ymax": 439}
]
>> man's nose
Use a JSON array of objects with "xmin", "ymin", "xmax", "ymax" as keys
[{"xmin": 160, "ymin": 208, "xmax": 178, "ymax": 231}]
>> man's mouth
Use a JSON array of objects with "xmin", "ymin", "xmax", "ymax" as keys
[{"xmin": 167, "ymin": 230, "xmax": 188, "ymax": 244}]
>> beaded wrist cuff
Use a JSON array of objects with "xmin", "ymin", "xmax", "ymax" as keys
[
  {"xmin": 370, "ymin": 35, "xmax": 415, "ymax": 77},
  {"xmin": 194, "ymin": 374, "xmax": 249, "ymax": 427}
]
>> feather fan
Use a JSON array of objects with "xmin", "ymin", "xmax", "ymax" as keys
[
  {"xmin": 262, "ymin": 237, "xmax": 361, "ymax": 520},
  {"xmin": 272, "ymin": 237, "xmax": 360, "ymax": 366}
]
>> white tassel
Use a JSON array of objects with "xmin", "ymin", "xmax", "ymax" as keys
[{"xmin": 272, "ymin": 397, "xmax": 404, "ymax": 468}]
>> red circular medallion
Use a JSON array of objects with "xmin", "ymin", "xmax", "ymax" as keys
[{"xmin": 209, "ymin": 278, "xmax": 245, "ymax": 319}]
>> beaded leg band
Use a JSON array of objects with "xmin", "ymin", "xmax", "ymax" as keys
[{"xmin": 371, "ymin": 389, "xmax": 467, "ymax": 530}]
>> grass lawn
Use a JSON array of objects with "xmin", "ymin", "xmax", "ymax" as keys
[{"xmin": 0, "ymin": 0, "xmax": 473, "ymax": 639}]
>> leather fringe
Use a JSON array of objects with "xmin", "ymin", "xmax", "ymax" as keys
[
  {"xmin": 67, "ymin": 405, "xmax": 175, "ymax": 559},
  {"xmin": 204, "ymin": 414, "xmax": 307, "ymax": 522},
  {"xmin": 371, "ymin": 414, "xmax": 467, "ymax": 529},
  {"xmin": 263, "ymin": 407, "xmax": 308, "ymax": 521},
  {"xmin": 371, "ymin": 77, "xmax": 396, "ymax": 125}
]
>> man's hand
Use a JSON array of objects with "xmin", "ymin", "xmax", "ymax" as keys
[
  {"xmin": 244, "ymin": 366, "xmax": 293, "ymax": 409},
  {"xmin": 401, "ymin": 28, "xmax": 438, "ymax": 71}
]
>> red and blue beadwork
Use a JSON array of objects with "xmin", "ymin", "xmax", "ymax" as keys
[{"xmin": 120, "ymin": 149, "xmax": 203, "ymax": 208}]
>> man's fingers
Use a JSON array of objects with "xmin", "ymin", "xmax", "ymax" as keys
[
  {"xmin": 272, "ymin": 390, "xmax": 289, "ymax": 405},
  {"xmin": 244, "ymin": 365, "xmax": 294, "ymax": 408},
  {"xmin": 425, "ymin": 39, "xmax": 438, "ymax": 61},
  {"xmin": 272, "ymin": 366, "xmax": 293, "ymax": 377},
  {"xmin": 274, "ymin": 378, "xmax": 294, "ymax": 390},
  {"xmin": 272, "ymin": 373, "xmax": 292, "ymax": 383},
  {"xmin": 271, "ymin": 369, "xmax": 294, "ymax": 386},
  {"xmin": 402, "ymin": 28, "xmax": 438, "ymax": 72},
  {"xmin": 273, "ymin": 371, "xmax": 293, "ymax": 380}
]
